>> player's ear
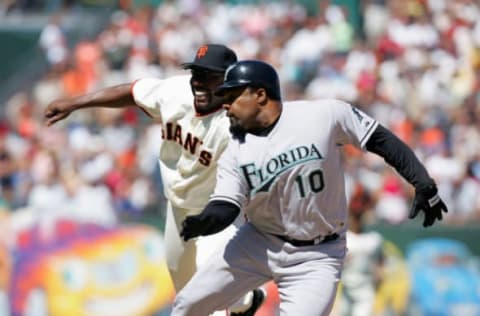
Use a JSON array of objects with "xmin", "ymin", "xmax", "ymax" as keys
[{"xmin": 255, "ymin": 88, "xmax": 268, "ymax": 105}]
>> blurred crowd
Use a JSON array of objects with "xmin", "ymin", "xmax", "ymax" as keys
[
  {"xmin": 1, "ymin": 0, "xmax": 480, "ymax": 247},
  {"xmin": 0, "ymin": 0, "xmax": 76, "ymax": 14}
]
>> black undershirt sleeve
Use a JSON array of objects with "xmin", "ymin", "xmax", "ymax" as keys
[
  {"xmin": 365, "ymin": 124, "xmax": 434, "ymax": 191},
  {"xmin": 195, "ymin": 200, "xmax": 240, "ymax": 236}
]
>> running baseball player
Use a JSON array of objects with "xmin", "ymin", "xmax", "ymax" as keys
[
  {"xmin": 173, "ymin": 60, "xmax": 448, "ymax": 316},
  {"xmin": 44, "ymin": 45, "xmax": 265, "ymax": 316}
]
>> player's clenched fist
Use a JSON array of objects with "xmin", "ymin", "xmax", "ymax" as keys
[
  {"xmin": 180, "ymin": 214, "xmax": 207, "ymax": 242},
  {"xmin": 180, "ymin": 201, "xmax": 240, "ymax": 242},
  {"xmin": 409, "ymin": 184, "xmax": 448, "ymax": 227},
  {"xmin": 44, "ymin": 99, "xmax": 75, "ymax": 126}
]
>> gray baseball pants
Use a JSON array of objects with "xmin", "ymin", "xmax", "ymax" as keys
[{"xmin": 171, "ymin": 222, "xmax": 346, "ymax": 316}]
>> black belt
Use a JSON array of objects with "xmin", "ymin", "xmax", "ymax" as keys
[{"xmin": 274, "ymin": 233, "xmax": 339, "ymax": 246}]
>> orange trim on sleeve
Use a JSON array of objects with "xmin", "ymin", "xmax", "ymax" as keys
[
  {"xmin": 130, "ymin": 79, "xmax": 154, "ymax": 118},
  {"xmin": 130, "ymin": 79, "xmax": 140, "ymax": 98}
]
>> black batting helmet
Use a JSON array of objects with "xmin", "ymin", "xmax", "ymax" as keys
[{"xmin": 215, "ymin": 60, "xmax": 281, "ymax": 100}]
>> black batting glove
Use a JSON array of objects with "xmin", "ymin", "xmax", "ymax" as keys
[
  {"xmin": 180, "ymin": 214, "xmax": 206, "ymax": 242},
  {"xmin": 408, "ymin": 184, "xmax": 448, "ymax": 227}
]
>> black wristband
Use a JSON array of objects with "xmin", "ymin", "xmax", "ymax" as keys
[{"xmin": 198, "ymin": 200, "xmax": 240, "ymax": 236}]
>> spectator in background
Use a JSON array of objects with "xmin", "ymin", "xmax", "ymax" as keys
[
  {"xmin": 326, "ymin": 5, "xmax": 354, "ymax": 53},
  {"xmin": 39, "ymin": 13, "xmax": 68, "ymax": 70},
  {"xmin": 0, "ymin": 145, "xmax": 15, "ymax": 210},
  {"xmin": 98, "ymin": 10, "xmax": 132, "ymax": 71},
  {"xmin": 0, "ymin": 243, "xmax": 10, "ymax": 316},
  {"xmin": 341, "ymin": 183, "xmax": 384, "ymax": 316},
  {"xmin": 451, "ymin": 158, "xmax": 480, "ymax": 224},
  {"xmin": 374, "ymin": 169, "xmax": 410, "ymax": 224},
  {"xmin": 25, "ymin": 131, "xmax": 118, "ymax": 230},
  {"xmin": 27, "ymin": 148, "xmax": 68, "ymax": 239},
  {"xmin": 61, "ymin": 168, "xmax": 117, "ymax": 226},
  {"xmin": 282, "ymin": 15, "xmax": 331, "ymax": 86}
]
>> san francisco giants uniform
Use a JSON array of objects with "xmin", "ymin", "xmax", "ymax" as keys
[
  {"xmin": 132, "ymin": 75, "xmax": 241, "ymax": 291},
  {"xmin": 172, "ymin": 99, "xmax": 379, "ymax": 316}
]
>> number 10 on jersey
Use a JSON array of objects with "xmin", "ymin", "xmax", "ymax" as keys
[{"xmin": 295, "ymin": 169, "xmax": 325, "ymax": 197}]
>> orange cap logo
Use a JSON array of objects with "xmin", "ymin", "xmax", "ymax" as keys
[{"xmin": 197, "ymin": 45, "xmax": 208, "ymax": 58}]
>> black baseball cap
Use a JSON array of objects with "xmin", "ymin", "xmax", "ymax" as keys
[{"xmin": 181, "ymin": 44, "xmax": 237, "ymax": 73}]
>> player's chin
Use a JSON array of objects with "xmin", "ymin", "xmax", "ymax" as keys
[
  {"xmin": 229, "ymin": 123, "xmax": 246, "ymax": 140},
  {"xmin": 228, "ymin": 116, "xmax": 241, "ymax": 128},
  {"xmin": 194, "ymin": 92, "xmax": 214, "ymax": 108},
  {"xmin": 194, "ymin": 98, "xmax": 208, "ymax": 110}
]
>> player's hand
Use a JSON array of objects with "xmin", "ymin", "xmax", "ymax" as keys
[
  {"xmin": 180, "ymin": 214, "xmax": 206, "ymax": 242},
  {"xmin": 44, "ymin": 99, "xmax": 75, "ymax": 126},
  {"xmin": 408, "ymin": 184, "xmax": 448, "ymax": 227}
]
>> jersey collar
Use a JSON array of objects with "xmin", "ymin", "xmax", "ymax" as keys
[{"xmin": 251, "ymin": 113, "xmax": 281, "ymax": 137}]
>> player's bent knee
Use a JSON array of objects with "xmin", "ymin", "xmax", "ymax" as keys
[
  {"xmin": 171, "ymin": 294, "xmax": 192, "ymax": 316},
  {"xmin": 171, "ymin": 291, "xmax": 213, "ymax": 316}
]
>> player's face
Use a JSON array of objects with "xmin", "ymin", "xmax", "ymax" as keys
[
  {"xmin": 190, "ymin": 69, "xmax": 226, "ymax": 114},
  {"xmin": 222, "ymin": 87, "xmax": 262, "ymax": 135}
]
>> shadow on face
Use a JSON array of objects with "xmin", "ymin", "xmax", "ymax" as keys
[
  {"xmin": 222, "ymin": 87, "xmax": 266, "ymax": 134},
  {"xmin": 189, "ymin": 68, "xmax": 225, "ymax": 114}
]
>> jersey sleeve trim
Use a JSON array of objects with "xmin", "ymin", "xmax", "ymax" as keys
[
  {"xmin": 130, "ymin": 78, "xmax": 159, "ymax": 118},
  {"xmin": 210, "ymin": 195, "xmax": 242, "ymax": 209},
  {"xmin": 132, "ymin": 80, "xmax": 154, "ymax": 118},
  {"xmin": 130, "ymin": 79, "xmax": 139, "ymax": 94},
  {"xmin": 359, "ymin": 120, "xmax": 379, "ymax": 149}
]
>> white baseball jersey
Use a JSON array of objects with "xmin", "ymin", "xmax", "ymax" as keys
[
  {"xmin": 211, "ymin": 99, "xmax": 378, "ymax": 240},
  {"xmin": 132, "ymin": 75, "xmax": 231, "ymax": 211}
]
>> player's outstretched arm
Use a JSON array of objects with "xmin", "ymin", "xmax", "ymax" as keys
[
  {"xmin": 44, "ymin": 83, "xmax": 134, "ymax": 126},
  {"xmin": 180, "ymin": 200, "xmax": 240, "ymax": 241},
  {"xmin": 365, "ymin": 124, "xmax": 448, "ymax": 227}
]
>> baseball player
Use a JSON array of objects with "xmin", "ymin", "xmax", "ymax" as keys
[
  {"xmin": 173, "ymin": 60, "xmax": 448, "ymax": 316},
  {"xmin": 44, "ymin": 45, "xmax": 265, "ymax": 316}
]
